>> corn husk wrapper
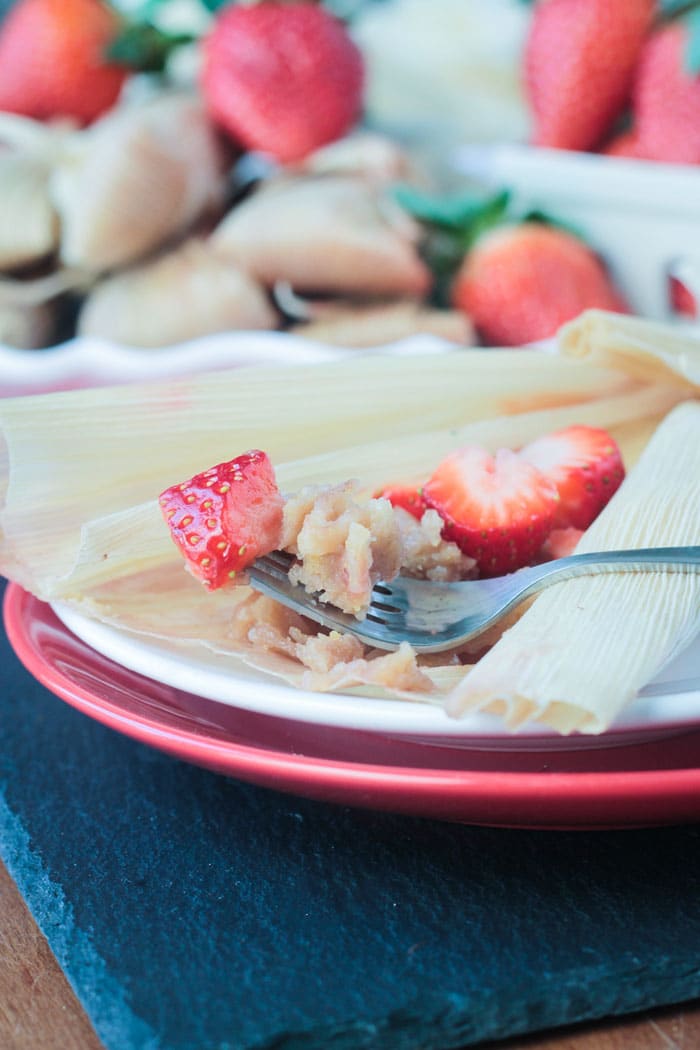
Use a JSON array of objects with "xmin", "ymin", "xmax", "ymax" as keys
[
  {"xmin": 0, "ymin": 114, "xmax": 69, "ymax": 272},
  {"xmin": 0, "ymin": 300, "xmax": 56, "ymax": 350},
  {"xmin": 559, "ymin": 310, "xmax": 700, "ymax": 389},
  {"xmin": 51, "ymin": 94, "xmax": 226, "ymax": 273},
  {"xmin": 0, "ymin": 311, "xmax": 697, "ymax": 731},
  {"xmin": 78, "ymin": 239, "xmax": 278, "ymax": 348},
  {"xmin": 211, "ymin": 176, "xmax": 430, "ymax": 298},
  {"xmin": 0, "ymin": 150, "xmax": 58, "ymax": 271}
]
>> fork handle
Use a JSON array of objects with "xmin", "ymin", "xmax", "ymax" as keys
[{"xmin": 505, "ymin": 546, "xmax": 700, "ymax": 602}]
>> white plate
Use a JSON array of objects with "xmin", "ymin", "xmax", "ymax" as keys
[
  {"xmin": 0, "ymin": 330, "xmax": 460, "ymax": 397},
  {"xmin": 52, "ymin": 602, "xmax": 700, "ymax": 748}
]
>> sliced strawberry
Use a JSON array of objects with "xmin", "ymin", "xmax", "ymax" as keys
[
  {"xmin": 422, "ymin": 446, "xmax": 559, "ymax": 577},
  {"xmin": 159, "ymin": 450, "xmax": 284, "ymax": 589},
  {"xmin": 520, "ymin": 425, "xmax": 625, "ymax": 531},
  {"xmin": 379, "ymin": 483, "xmax": 428, "ymax": 520},
  {"xmin": 539, "ymin": 527, "xmax": 584, "ymax": 562},
  {"xmin": 669, "ymin": 275, "xmax": 698, "ymax": 320}
]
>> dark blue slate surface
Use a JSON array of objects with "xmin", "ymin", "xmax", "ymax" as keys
[{"xmin": 2, "ymin": 582, "xmax": 700, "ymax": 1050}]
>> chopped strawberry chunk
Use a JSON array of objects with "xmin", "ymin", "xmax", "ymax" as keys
[
  {"xmin": 669, "ymin": 276, "xmax": 698, "ymax": 319},
  {"xmin": 159, "ymin": 450, "xmax": 284, "ymax": 589},
  {"xmin": 379, "ymin": 483, "xmax": 427, "ymax": 520},
  {"xmin": 519, "ymin": 425, "xmax": 625, "ymax": 530},
  {"xmin": 422, "ymin": 445, "xmax": 559, "ymax": 576}
]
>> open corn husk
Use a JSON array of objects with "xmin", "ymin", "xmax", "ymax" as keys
[
  {"xmin": 0, "ymin": 343, "xmax": 628, "ymax": 594},
  {"xmin": 0, "ymin": 311, "xmax": 697, "ymax": 733},
  {"xmin": 51, "ymin": 94, "xmax": 226, "ymax": 273}
]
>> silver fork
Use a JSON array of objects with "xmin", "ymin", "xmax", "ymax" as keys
[{"xmin": 247, "ymin": 546, "xmax": 700, "ymax": 654}]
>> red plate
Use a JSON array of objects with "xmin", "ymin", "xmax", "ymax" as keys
[{"xmin": 5, "ymin": 583, "xmax": 700, "ymax": 829}]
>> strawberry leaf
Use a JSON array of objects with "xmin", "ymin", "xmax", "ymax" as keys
[
  {"xmin": 685, "ymin": 7, "xmax": 700, "ymax": 74},
  {"xmin": 393, "ymin": 185, "xmax": 509, "ymax": 234},
  {"xmin": 107, "ymin": 21, "xmax": 195, "ymax": 72},
  {"xmin": 394, "ymin": 187, "xmax": 510, "ymax": 306},
  {"xmin": 660, "ymin": 0, "xmax": 700, "ymax": 17},
  {"xmin": 521, "ymin": 208, "xmax": 587, "ymax": 241},
  {"xmin": 393, "ymin": 187, "xmax": 509, "ymax": 307}
]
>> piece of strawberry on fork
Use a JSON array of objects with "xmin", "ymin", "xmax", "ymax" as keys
[{"xmin": 159, "ymin": 450, "xmax": 284, "ymax": 590}]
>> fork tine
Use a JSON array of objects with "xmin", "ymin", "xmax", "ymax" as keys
[
  {"xmin": 248, "ymin": 546, "xmax": 700, "ymax": 657},
  {"xmin": 258, "ymin": 550, "xmax": 296, "ymax": 572},
  {"xmin": 248, "ymin": 555, "xmax": 405, "ymax": 650},
  {"xmin": 249, "ymin": 557, "xmax": 292, "ymax": 586}
]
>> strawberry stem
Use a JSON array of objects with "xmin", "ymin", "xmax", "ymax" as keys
[
  {"xmin": 392, "ymin": 186, "xmax": 510, "ymax": 307},
  {"xmin": 684, "ymin": 7, "xmax": 700, "ymax": 73},
  {"xmin": 657, "ymin": 0, "xmax": 700, "ymax": 20},
  {"xmin": 106, "ymin": 21, "xmax": 195, "ymax": 73}
]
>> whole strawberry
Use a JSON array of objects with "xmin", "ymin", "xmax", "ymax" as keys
[
  {"xmin": 634, "ymin": 22, "xmax": 700, "ymax": 163},
  {"xmin": 202, "ymin": 1, "xmax": 364, "ymax": 163},
  {"xmin": 451, "ymin": 223, "xmax": 627, "ymax": 346},
  {"xmin": 525, "ymin": 0, "xmax": 655, "ymax": 151},
  {"xmin": 0, "ymin": 0, "xmax": 128, "ymax": 124}
]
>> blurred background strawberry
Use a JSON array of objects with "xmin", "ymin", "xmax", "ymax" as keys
[
  {"xmin": 525, "ymin": 0, "xmax": 655, "ymax": 151},
  {"xmin": 0, "ymin": 0, "xmax": 128, "ymax": 123},
  {"xmin": 522, "ymin": 0, "xmax": 700, "ymax": 164},
  {"xmin": 393, "ymin": 184, "xmax": 628, "ymax": 345},
  {"xmin": 0, "ymin": 0, "xmax": 695, "ymax": 353},
  {"xmin": 451, "ymin": 221, "xmax": 627, "ymax": 345},
  {"xmin": 633, "ymin": 17, "xmax": 700, "ymax": 163},
  {"xmin": 202, "ymin": 1, "xmax": 364, "ymax": 162}
]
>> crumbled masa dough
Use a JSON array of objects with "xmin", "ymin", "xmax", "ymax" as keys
[
  {"xmin": 228, "ymin": 483, "xmax": 481, "ymax": 694},
  {"xmin": 280, "ymin": 480, "xmax": 402, "ymax": 616},
  {"xmin": 229, "ymin": 591, "xmax": 432, "ymax": 693},
  {"xmin": 395, "ymin": 507, "xmax": 477, "ymax": 582},
  {"xmin": 300, "ymin": 641, "xmax": 433, "ymax": 693},
  {"xmin": 225, "ymin": 482, "xmax": 486, "ymax": 697}
]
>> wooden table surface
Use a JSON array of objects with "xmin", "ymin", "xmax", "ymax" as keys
[{"xmin": 1, "ymin": 859, "xmax": 698, "ymax": 1050}]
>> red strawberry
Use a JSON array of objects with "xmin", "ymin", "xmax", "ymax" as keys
[
  {"xmin": 520, "ymin": 425, "xmax": 625, "ymax": 530},
  {"xmin": 202, "ymin": 1, "xmax": 364, "ymax": 163},
  {"xmin": 0, "ymin": 0, "xmax": 128, "ymax": 124},
  {"xmin": 634, "ymin": 23, "xmax": 700, "ymax": 164},
  {"xmin": 525, "ymin": 0, "xmax": 654, "ymax": 152},
  {"xmin": 451, "ymin": 223, "xmax": 628, "ymax": 346},
  {"xmin": 422, "ymin": 446, "xmax": 559, "ymax": 576},
  {"xmin": 669, "ymin": 275, "xmax": 698, "ymax": 319},
  {"xmin": 159, "ymin": 450, "xmax": 284, "ymax": 589},
  {"xmin": 380, "ymin": 483, "xmax": 428, "ymax": 520}
]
